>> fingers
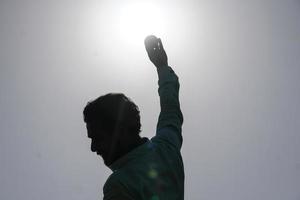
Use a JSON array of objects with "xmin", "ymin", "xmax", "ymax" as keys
[
  {"xmin": 145, "ymin": 42, "xmax": 159, "ymax": 62},
  {"xmin": 144, "ymin": 35, "xmax": 167, "ymax": 67},
  {"xmin": 144, "ymin": 35, "xmax": 158, "ymax": 52},
  {"xmin": 158, "ymin": 38, "xmax": 164, "ymax": 51}
]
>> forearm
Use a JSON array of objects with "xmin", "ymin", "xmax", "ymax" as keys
[{"xmin": 156, "ymin": 66, "xmax": 183, "ymax": 135}]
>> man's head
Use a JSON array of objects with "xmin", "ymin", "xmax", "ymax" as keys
[{"xmin": 83, "ymin": 93, "xmax": 141, "ymax": 166}]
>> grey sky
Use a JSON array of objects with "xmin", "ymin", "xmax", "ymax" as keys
[{"xmin": 1, "ymin": 0, "xmax": 300, "ymax": 199}]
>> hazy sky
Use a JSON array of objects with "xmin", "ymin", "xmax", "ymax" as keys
[{"xmin": 1, "ymin": 0, "xmax": 300, "ymax": 199}]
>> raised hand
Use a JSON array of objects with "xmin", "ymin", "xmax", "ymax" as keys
[{"xmin": 144, "ymin": 35, "xmax": 168, "ymax": 68}]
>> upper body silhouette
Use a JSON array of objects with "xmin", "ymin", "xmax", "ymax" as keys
[{"xmin": 83, "ymin": 35, "xmax": 184, "ymax": 200}]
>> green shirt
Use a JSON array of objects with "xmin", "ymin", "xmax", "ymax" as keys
[{"xmin": 103, "ymin": 66, "xmax": 184, "ymax": 200}]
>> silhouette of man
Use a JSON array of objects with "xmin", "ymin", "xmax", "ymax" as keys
[{"xmin": 83, "ymin": 35, "xmax": 184, "ymax": 200}]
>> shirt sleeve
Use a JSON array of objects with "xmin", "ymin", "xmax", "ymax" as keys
[{"xmin": 155, "ymin": 66, "xmax": 183, "ymax": 150}]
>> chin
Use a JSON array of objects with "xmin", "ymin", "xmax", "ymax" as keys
[
  {"xmin": 100, "ymin": 155, "xmax": 110, "ymax": 166},
  {"xmin": 104, "ymin": 156, "xmax": 116, "ymax": 166},
  {"xmin": 103, "ymin": 159, "xmax": 111, "ymax": 166}
]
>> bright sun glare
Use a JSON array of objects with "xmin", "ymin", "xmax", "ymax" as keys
[{"xmin": 116, "ymin": 2, "xmax": 167, "ymax": 45}]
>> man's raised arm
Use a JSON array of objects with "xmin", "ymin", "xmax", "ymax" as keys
[{"xmin": 144, "ymin": 35, "xmax": 184, "ymax": 150}]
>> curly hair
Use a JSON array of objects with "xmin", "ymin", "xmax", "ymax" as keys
[{"xmin": 83, "ymin": 93, "xmax": 141, "ymax": 137}]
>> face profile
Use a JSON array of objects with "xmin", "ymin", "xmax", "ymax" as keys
[
  {"xmin": 83, "ymin": 93, "xmax": 142, "ymax": 166},
  {"xmin": 86, "ymin": 122, "xmax": 118, "ymax": 166}
]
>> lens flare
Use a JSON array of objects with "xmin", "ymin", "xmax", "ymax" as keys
[{"xmin": 116, "ymin": 2, "xmax": 167, "ymax": 45}]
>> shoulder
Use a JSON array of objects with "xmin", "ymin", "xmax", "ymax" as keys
[
  {"xmin": 103, "ymin": 171, "xmax": 123, "ymax": 192},
  {"xmin": 103, "ymin": 172, "xmax": 135, "ymax": 200}
]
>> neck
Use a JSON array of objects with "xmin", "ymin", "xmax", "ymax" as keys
[
  {"xmin": 109, "ymin": 136, "xmax": 143, "ymax": 163},
  {"xmin": 122, "ymin": 136, "xmax": 144, "ymax": 154}
]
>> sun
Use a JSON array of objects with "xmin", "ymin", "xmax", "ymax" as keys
[{"xmin": 116, "ymin": 2, "xmax": 167, "ymax": 45}]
